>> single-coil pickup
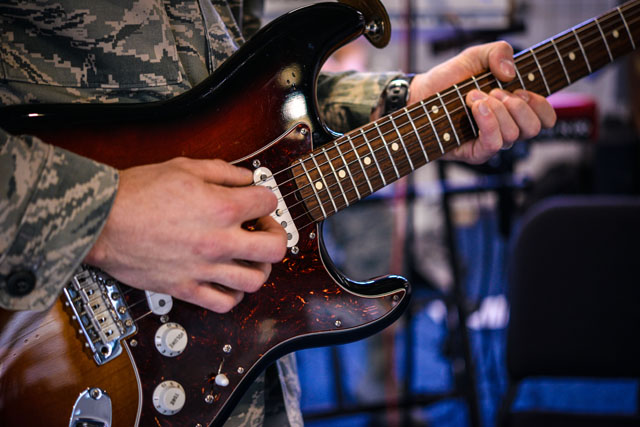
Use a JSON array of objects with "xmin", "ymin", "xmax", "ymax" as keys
[{"xmin": 254, "ymin": 166, "xmax": 299, "ymax": 247}]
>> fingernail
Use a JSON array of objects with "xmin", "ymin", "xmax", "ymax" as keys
[
  {"xmin": 500, "ymin": 59, "xmax": 516, "ymax": 78},
  {"xmin": 516, "ymin": 90, "xmax": 530, "ymax": 102},
  {"xmin": 478, "ymin": 101, "xmax": 490, "ymax": 116},
  {"xmin": 469, "ymin": 90, "xmax": 487, "ymax": 102},
  {"xmin": 492, "ymin": 89, "xmax": 509, "ymax": 102}
]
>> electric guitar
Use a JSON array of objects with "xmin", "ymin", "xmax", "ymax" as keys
[{"xmin": 1, "ymin": 0, "xmax": 638, "ymax": 425}]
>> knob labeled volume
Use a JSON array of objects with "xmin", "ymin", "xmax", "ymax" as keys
[{"xmin": 152, "ymin": 380, "xmax": 186, "ymax": 415}]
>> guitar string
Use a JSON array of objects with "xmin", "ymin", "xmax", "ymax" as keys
[
  {"xmin": 278, "ymin": 9, "xmax": 640, "ymax": 226},
  {"xmin": 48, "ymin": 8, "xmax": 640, "ymax": 321},
  {"xmin": 8, "ymin": 6, "xmax": 638, "ymax": 341},
  {"xmin": 267, "ymin": 2, "xmax": 637, "ymax": 195},
  {"xmin": 265, "ymin": 5, "xmax": 639, "ymax": 219}
]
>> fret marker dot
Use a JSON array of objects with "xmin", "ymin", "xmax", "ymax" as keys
[
  {"xmin": 338, "ymin": 170, "xmax": 346, "ymax": 179},
  {"xmin": 569, "ymin": 52, "xmax": 576, "ymax": 61},
  {"xmin": 315, "ymin": 182, "xmax": 323, "ymax": 190},
  {"xmin": 613, "ymin": 29, "xmax": 620, "ymax": 39},
  {"xmin": 443, "ymin": 133, "xmax": 451, "ymax": 142},
  {"xmin": 528, "ymin": 73, "xmax": 535, "ymax": 82},
  {"xmin": 431, "ymin": 105, "xmax": 439, "ymax": 114},
  {"xmin": 391, "ymin": 142, "xmax": 399, "ymax": 151},
  {"xmin": 364, "ymin": 156, "xmax": 372, "ymax": 166}
]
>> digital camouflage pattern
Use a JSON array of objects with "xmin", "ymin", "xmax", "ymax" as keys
[{"xmin": 0, "ymin": 0, "xmax": 398, "ymax": 425}]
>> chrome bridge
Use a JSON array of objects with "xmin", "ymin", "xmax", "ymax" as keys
[
  {"xmin": 63, "ymin": 266, "xmax": 136, "ymax": 365},
  {"xmin": 254, "ymin": 166, "xmax": 299, "ymax": 247}
]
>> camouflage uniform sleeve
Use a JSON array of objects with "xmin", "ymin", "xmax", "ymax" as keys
[
  {"xmin": 0, "ymin": 129, "xmax": 118, "ymax": 311},
  {"xmin": 317, "ymin": 70, "xmax": 403, "ymax": 134}
]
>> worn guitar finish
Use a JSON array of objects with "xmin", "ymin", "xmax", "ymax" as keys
[{"xmin": 1, "ymin": 0, "xmax": 640, "ymax": 425}]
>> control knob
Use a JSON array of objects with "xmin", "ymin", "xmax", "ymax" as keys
[
  {"xmin": 152, "ymin": 380, "xmax": 186, "ymax": 416},
  {"xmin": 154, "ymin": 322, "xmax": 188, "ymax": 357}
]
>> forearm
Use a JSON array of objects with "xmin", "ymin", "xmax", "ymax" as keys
[{"xmin": 0, "ymin": 128, "xmax": 118, "ymax": 311}]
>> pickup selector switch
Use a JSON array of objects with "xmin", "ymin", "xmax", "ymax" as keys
[
  {"xmin": 152, "ymin": 380, "xmax": 186, "ymax": 415},
  {"xmin": 154, "ymin": 322, "xmax": 188, "ymax": 357}
]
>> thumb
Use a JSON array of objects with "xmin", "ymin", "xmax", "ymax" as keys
[{"xmin": 462, "ymin": 41, "xmax": 516, "ymax": 82}]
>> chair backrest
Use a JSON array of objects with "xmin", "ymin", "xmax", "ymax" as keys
[{"xmin": 506, "ymin": 196, "xmax": 640, "ymax": 382}]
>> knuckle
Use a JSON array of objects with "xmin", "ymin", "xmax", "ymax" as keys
[{"xmin": 213, "ymin": 293, "xmax": 241, "ymax": 313}]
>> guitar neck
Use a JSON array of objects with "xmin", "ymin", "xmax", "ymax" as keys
[{"xmin": 295, "ymin": 0, "xmax": 640, "ymax": 222}]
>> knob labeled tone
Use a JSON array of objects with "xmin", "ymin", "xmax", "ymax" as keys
[
  {"xmin": 152, "ymin": 380, "xmax": 186, "ymax": 415},
  {"xmin": 154, "ymin": 322, "xmax": 188, "ymax": 357}
]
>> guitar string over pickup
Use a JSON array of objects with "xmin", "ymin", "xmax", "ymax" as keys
[{"xmin": 254, "ymin": 166, "xmax": 299, "ymax": 247}]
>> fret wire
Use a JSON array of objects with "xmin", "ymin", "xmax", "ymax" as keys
[
  {"xmin": 321, "ymin": 147, "xmax": 349, "ymax": 207},
  {"xmin": 572, "ymin": 28, "xmax": 593, "ymax": 73},
  {"xmin": 346, "ymin": 134, "xmax": 374, "ymax": 194},
  {"xmin": 595, "ymin": 17, "xmax": 614, "ymax": 62},
  {"xmin": 618, "ymin": 6, "xmax": 637, "ymax": 49},
  {"xmin": 389, "ymin": 114, "xmax": 415, "ymax": 171},
  {"xmin": 437, "ymin": 92, "xmax": 461, "ymax": 146},
  {"xmin": 361, "ymin": 128, "xmax": 391, "ymax": 184},
  {"xmin": 530, "ymin": 48, "xmax": 551, "ymax": 95},
  {"xmin": 420, "ymin": 100, "xmax": 445, "ymax": 154},
  {"xmin": 335, "ymin": 140, "xmax": 361, "ymax": 200},
  {"xmin": 283, "ymin": 5, "xmax": 640, "ymax": 210},
  {"xmin": 403, "ymin": 106, "xmax": 430, "ymax": 163},
  {"xmin": 514, "ymin": 63, "xmax": 527, "ymax": 90},
  {"xmin": 551, "ymin": 38, "xmax": 572, "ymax": 85},
  {"xmin": 299, "ymin": 158, "xmax": 327, "ymax": 219},
  {"xmin": 453, "ymin": 83, "xmax": 477, "ymax": 137},
  {"xmin": 310, "ymin": 151, "xmax": 337, "ymax": 213},
  {"xmin": 372, "ymin": 125, "xmax": 401, "ymax": 178}
]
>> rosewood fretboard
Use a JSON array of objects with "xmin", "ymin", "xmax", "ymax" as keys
[{"xmin": 292, "ymin": 0, "xmax": 639, "ymax": 222}]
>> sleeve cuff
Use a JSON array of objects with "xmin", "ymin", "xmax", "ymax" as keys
[{"xmin": 0, "ymin": 133, "xmax": 118, "ymax": 311}]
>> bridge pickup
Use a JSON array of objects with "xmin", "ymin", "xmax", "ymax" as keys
[
  {"xmin": 63, "ymin": 266, "xmax": 136, "ymax": 365},
  {"xmin": 254, "ymin": 166, "xmax": 299, "ymax": 247}
]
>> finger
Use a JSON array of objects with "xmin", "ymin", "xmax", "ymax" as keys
[
  {"xmin": 174, "ymin": 280, "xmax": 244, "ymax": 313},
  {"xmin": 514, "ymin": 90, "xmax": 557, "ymax": 129},
  {"xmin": 467, "ymin": 90, "xmax": 518, "ymax": 147},
  {"xmin": 225, "ymin": 216, "xmax": 287, "ymax": 263},
  {"xmin": 213, "ymin": 185, "xmax": 279, "ymax": 224},
  {"xmin": 451, "ymin": 100, "xmax": 503, "ymax": 164},
  {"xmin": 199, "ymin": 260, "xmax": 272, "ymax": 293},
  {"xmin": 490, "ymin": 89, "xmax": 541, "ymax": 141},
  {"xmin": 175, "ymin": 157, "xmax": 254, "ymax": 187}
]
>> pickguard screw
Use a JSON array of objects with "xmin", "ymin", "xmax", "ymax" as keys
[
  {"xmin": 237, "ymin": 367, "xmax": 245, "ymax": 374},
  {"xmin": 335, "ymin": 320, "xmax": 342, "ymax": 327},
  {"xmin": 252, "ymin": 159, "xmax": 261, "ymax": 168},
  {"xmin": 223, "ymin": 344, "xmax": 232, "ymax": 353},
  {"xmin": 125, "ymin": 319, "xmax": 133, "ymax": 328},
  {"xmin": 196, "ymin": 424, "xmax": 203, "ymax": 427},
  {"xmin": 204, "ymin": 394, "xmax": 214, "ymax": 404},
  {"xmin": 130, "ymin": 339, "xmax": 138, "ymax": 347},
  {"xmin": 291, "ymin": 246, "xmax": 300, "ymax": 255},
  {"xmin": 300, "ymin": 128, "xmax": 308, "ymax": 136},
  {"xmin": 118, "ymin": 306, "xmax": 127, "ymax": 314},
  {"xmin": 160, "ymin": 314, "xmax": 169, "ymax": 323},
  {"xmin": 111, "ymin": 292, "xmax": 120, "ymax": 300},
  {"xmin": 309, "ymin": 232, "xmax": 316, "ymax": 239}
]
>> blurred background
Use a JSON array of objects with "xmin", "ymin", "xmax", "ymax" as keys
[{"xmin": 266, "ymin": 1, "xmax": 640, "ymax": 426}]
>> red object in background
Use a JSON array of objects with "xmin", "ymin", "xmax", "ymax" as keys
[{"xmin": 548, "ymin": 92, "xmax": 599, "ymax": 141}]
